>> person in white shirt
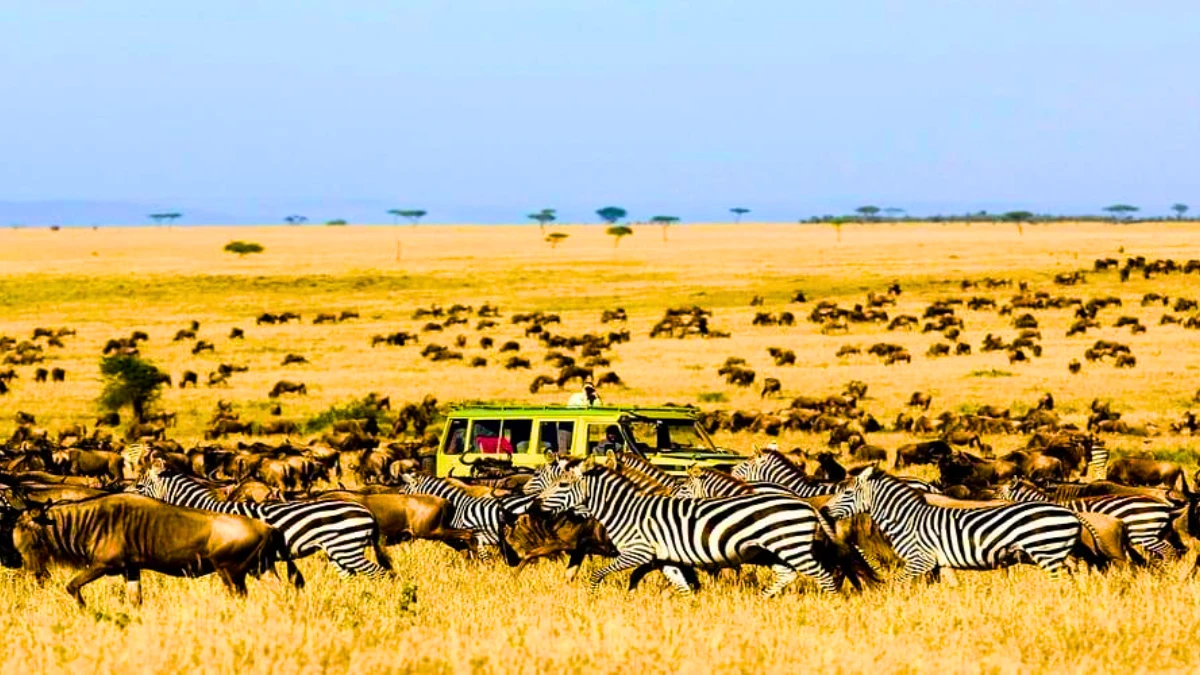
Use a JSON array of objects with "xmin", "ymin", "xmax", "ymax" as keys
[{"xmin": 567, "ymin": 380, "xmax": 602, "ymax": 407}]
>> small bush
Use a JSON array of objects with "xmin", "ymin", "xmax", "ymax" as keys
[
  {"xmin": 326, "ymin": 219, "xmax": 348, "ymax": 226},
  {"xmin": 224, "ymin": 241, "xmax": 264, "ymax": 256},
  {"xmin": 304, "ymin": 397, "xmax": 393, "ymax": 433},
  {"xmin": 968, "ymin": 369, "xmax": 1014, "ymax": 378},
  {"xmin": 698, "ymin": 392, "xmax": 728, "ymax": 403}
]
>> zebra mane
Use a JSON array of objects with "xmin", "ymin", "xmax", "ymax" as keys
[{"xmin": 762, "ymin": 450, "xmax": 809, "ymax": 477}]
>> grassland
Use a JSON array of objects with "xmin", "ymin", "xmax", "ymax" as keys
[{"xmin": 2, "ymin": 221, "xmax": 1200, "ymax": 673}]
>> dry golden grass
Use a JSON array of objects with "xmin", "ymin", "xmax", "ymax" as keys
[{"xmin": 3, "ymin": 221, "xmax": 1200, "ymax": 673}]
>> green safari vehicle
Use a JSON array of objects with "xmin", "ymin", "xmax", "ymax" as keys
[{"xmin": 433, "ymin": 404, "xmax": 740, "ymax": 478}]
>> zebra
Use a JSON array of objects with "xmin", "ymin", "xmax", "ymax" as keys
[
  {"xmin": 679, "ymin": 466, "xmax": 754, "ymax": 499},
  {"xmin": 135, "ymin": 466, "xmax": 390, "ymax": 582},
  {"xmin": 610, "ymin": 453, "xmax": 684, "ymax": 492},
  {"xmin": 997, "ymin": 478, "xmax": 1184, "ymax": 558},
  {"xmin": 825, "ymin": 467, "xmax": 1084, "ymax": 581},
  {"xmin": 1085, "ymin": 443, "xmax": 1110, "ymax": 480},
  {"xmin": 398, "ymin": 473, "xmax": 516, "ymax": 561},
  {"xmin": 536, "ymin": 461, "xmax": 840, "ymax": 596},
  {"xmin": 732, "ymin": 450, "xmax": 841, "ymax": 497}
]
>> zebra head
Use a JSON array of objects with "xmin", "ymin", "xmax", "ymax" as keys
[
  {"xmin": 524, "ymin": 457, "xmax": 574, "ymax": 495},
  {"xmin": 536, "ymin": 463, "xmax": 591, "ymax": 517},
  {"xmin": 731, "ymin": 454, "xmax": 764, "ymax": 481},
  {"xmin": 824, "ymin": 467, "xmax": 877, "ymax": 520},
  {"xmin": 133, "ymin": 460, "xmax": 170, "ymax": 499}
]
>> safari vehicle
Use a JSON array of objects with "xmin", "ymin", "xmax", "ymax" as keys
[{"xmin": 433, "ymin": 404, "xmax": 739, "ymax": 478}]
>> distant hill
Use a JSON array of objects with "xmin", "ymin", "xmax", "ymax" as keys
[{"xmin": 0, "ymin": 200, "xmax": 238, "ymax": 226}]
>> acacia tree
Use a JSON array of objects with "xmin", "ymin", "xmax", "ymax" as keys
[
  {"xmin": 148, "ymin": 212, "xmax": 182, "ymax": 225},
  {"xmin": 1103, "ymin": 204, "xmax": 1139, "ymax": 222},
  {"xmin": 545, "ymin": 232, "xmax": 569, "ymax": 249},
  {"xmin": 596, "ymin": 206, "xmax": 627, "ymax": 224},
  {"xmin": 650, "ymin": 215, "xmax": 680, "ymax": 241},
  {"xmin": 1172, "ymin": 203, "xmax": 1189, "ymax": 220},
  {"xmin": 855, "ymin": 205, "xmax": 881, "ymax": 221},
  {"xmin": 528, "ymin": 209, "xmax": 556, "ymax": 232},
  {"xmin": 399, "ymin": 209, "xmax": 427, "ymax": 225},
  {"xmin": 284, "ymin": 214, "xmax": 308, "ymax": 225},
  {"xmin": 99, "ymin": 354, "xmax": 169, "ymax": 422},
  {"xmin": 883, "ymin": 207, "xmax": 906, "ymax": 220},
  {"xmin": 730, "ymin": 207, "xmax": 750, "ymax": 223},
  {"xmin": 387, "ymin": 209, "xmax": 403, "ymax": 224},
  {"xmin": 1002, "ymin": 210, "xmax": 1034, "ymax": 236},
  {"xmin": 606, "ymin": 225, "xmax": 633, "ymax": 248}
]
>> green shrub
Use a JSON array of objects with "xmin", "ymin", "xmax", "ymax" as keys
[
  {"xmin": 223, "ymin": 241, "xmax": 264, "ymax": 256},
  {"xmin": 698, "ymin": 392, "xmax": 728, "ymax": 403},
  {"xmin": 968, "ymin": 369, "xmax": 1014, "ymax": 378}
]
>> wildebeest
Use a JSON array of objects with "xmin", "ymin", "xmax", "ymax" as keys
[
  {"xmin": 50, "ymin": 367, "xmax": 65, "ymax": 382},
  {"xmin": 269, "ymin": 381, "xmax": 308, "ymax": 398},
  {"xmin": 6, "ymin": 495, "xmax": 291, "ymax": 607},
  {"xmin": 229, "ymin": 327, "xmax": 245, "ymax": 339},
  {"xmin": 34, "ymin": 368, "xmax": 48, "ymax": 383},
  {"xmin": 180, "ymin": 370, "xmax": 199, "ymax": 388},
  {"xmin": 1107, "ymin": 458, "xmax": 1187, "ymax": 491},
  {"xmin": 192, "ymin": 340, "xmax": 215, "ymax": 355},
  {"xmin": 907, "ymin": 392, "xmax": 933, "ymax": 410},
  {"xmin": 894, "ymin": 440, "xmax": 952, "ymax": 468},
  {"xmin": 761, "ymin": 377, "xmax": 782, "ymax": 398}
]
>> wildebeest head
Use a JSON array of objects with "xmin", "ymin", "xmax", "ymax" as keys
[{"xmin": 10, "ymin": 504, "xmax": 55, "ymax": 576}]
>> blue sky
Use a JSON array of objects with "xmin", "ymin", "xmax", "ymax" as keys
[{"xmin": 2, "ymin": 1, "xmax": 1198, "ymax": 224}]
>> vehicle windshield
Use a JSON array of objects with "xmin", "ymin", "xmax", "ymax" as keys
[{"xmin": 622, "ymin": 418, "xmax": 722, "ymax": 454}]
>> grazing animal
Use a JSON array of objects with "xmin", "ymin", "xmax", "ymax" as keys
[
  {"xmin": 269, "ymin": 380, "xmax": 307, "ymax": 397},
  {"xmin": 229, "ymin": 327, "xmax": 245, "ymax": 339},
  {"xmin": 281, "ymin": 354, "xmax": 309, "ymax": 366},
  {"xmin": 537, "ymin": 463, "xmax": 839, "ymax": 596},
  {"xmin": 8, "ymin": 494, "xmax": 290, "ymax": 608},
  {"xmin": 50, "ymin": 367, "xmax": 65, "ymax": 382},
  {"xmin": 908, "ymin": 392, "xmax": 933, "ymax": 410},
  {"xmin": 34, "ymin": 368, "xmax": 48, "ymax": 383},
  {"xmin": 398, "ymin": 473, "xmax": 513, "ymax": 558},
  {"xmin": 1107, "ymin": 458, "xmax": 1187, "ymax": 492},
  {"xmin": 997, "ymin": 479, "xmax": 1183, "ymax": 559},
  {"xmin": 179, "ymin": 371, "xmax": 199, "ymax": 388},
  {"xmin": 136, "ymin": 467, "xmax": 390, "ymax": 579},
  {"xmin": 761, "ymin": 377, "xmax": 782, "ymax": 398},
  {"xmin": 732, "ymin": 450, "xmax": 839, "ymax": 498},
  {"xmin": 825, "ymin": 468, "xmax": 1083, "ymax": 581}
]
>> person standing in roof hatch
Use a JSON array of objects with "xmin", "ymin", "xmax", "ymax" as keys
[{"xmin": 567, "ymin": 379, "xmax": 602, "ymax": 408}]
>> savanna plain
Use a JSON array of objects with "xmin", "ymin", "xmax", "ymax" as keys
[{"xmin": 2, "ymin": 222, "xmax": 1200, "ymax": 674}]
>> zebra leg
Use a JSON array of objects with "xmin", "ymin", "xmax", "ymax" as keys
[
  {"xmin": 325, "ymin": 543, "xmax": 389, "ymax": 578},
  {"xmin": 895, "ymin": 555, "xmax": 937, "ymax": 584},
  {"xmin": 660, "ymin": 565, "xmax": 695, "ymax": 596},
  {"xmin": 788, "ymin": 553, "xmax": 840, "ymax": 594},
  {"xmin": 762, "ymin": 564, "xmax": 798, "ymax": 597},
  {"xmin": 589, "ymin": 547, "xmax": 654, "ymax": 594}
]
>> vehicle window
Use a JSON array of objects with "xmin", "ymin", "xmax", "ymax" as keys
[
  {"xmin": 588, "ymin": 423, "xmax": 625, "ymax": 455},
  {"xmin": 538, "ymin": 421, "xmax": 575, "ymax": 454},
  {"xmin": 470, "ymin": 420, "xmax": 510, "ymax": 454},
  {"xmin": 443, "ymin": 419, "xmax": 468, "ymax": 456},
  {"xmin": 625, "ymin": 419, "xmax": 708, "ymax": 452},
  {"xmin": 502, "ymin": 419, "xmax": 534, "ymax": 453}
]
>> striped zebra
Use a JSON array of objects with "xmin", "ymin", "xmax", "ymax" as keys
[
  {"xmin": 537, "ymin": 461, "xmax": 839, "ymax": 596},
  {"xmin": 732, "ymin": 450, "xmax": 841, "ymax": 497},
  {"xmin": 610, "ymin": 453, "xmax": 684, "ymax": 492},
  {"xmin": 680, "ymin": 466, "xmax": 754, "ymax": 499},
  {"xmin": 399, "ymin": 473, "xmax": 516, "ymax": 561},
  {"xmin": 1085, "ymin": 443, "xmax": 1109, "ymax": 480},
  {"xmin": 135, "ymin": 466, "xmax": 390, "ymax": 581},
  {"xmin": 997, "ymin": 478, "xmax": 1184, "ymax": 558},
  {"xmin": 825, "ymin": 467, "xmax": 1083, "ymax": 581},
  {"xmin": 524, "ymin": 458, "xmax": 579, "ymax": 495}
]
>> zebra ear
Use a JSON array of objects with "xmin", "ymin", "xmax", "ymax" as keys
[{"xmin": 858, "ymin": 465, "xmax": 876, "ymax": 480}]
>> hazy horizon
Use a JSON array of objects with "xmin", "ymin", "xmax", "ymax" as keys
[{"xmin": 5, "ymin": 1, "xmax": 1198, "ymax": 225}]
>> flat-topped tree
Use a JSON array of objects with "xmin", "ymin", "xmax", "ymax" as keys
[
  {"xmin": 1103, "ymin": 204, "xmax": 1139, "ymax": 222},
  {"xmin": 883, "ymin": 207, "xmax": 906, "ymax": 220},
  {"xmin": 284, "ymin": 215, "xmax": 308, "ymax": 225},
  {"xmin": 148, "ymin": 212, "xmax": 182, "ymax": 225},
  {"xmin": 730, "ymin": 207, "xmax": 750, "ymax": 223},
  {"xmin": 650, "ymin": 215, "xmax": 680, "ymax": 241},
  {"xmin": 528, "ymin": 209, "xmax": 556, "ymax": 233},
  {"xmin": 399, "ymin": 209, "xmax": 427, "ymax": 225},
  {"xmin": 1172, "ymin": 203, "xmax": 1189, "ymax": 220},
  {"xmin": 606, "ymin": 225, "xmax": 633, "ymax": 248},
  {"xmin": 545, "ymin": 232, "xmax": 569, "ymax": 249},
  {"xmin": 596, "ymin": 206, "xmax": 627, "ymax": 224},
  {"xmin": 856, "ymin": 205, "xmax": 880, "ymax": 221},
  {"xmin": 1002, "ymin": 211, "xmax": 1034, "ymax": 236}
]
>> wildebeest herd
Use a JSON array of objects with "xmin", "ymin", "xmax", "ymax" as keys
[{"xmin": 3, "ymin": 251, "xmax": 1200, "ymax": 606}]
